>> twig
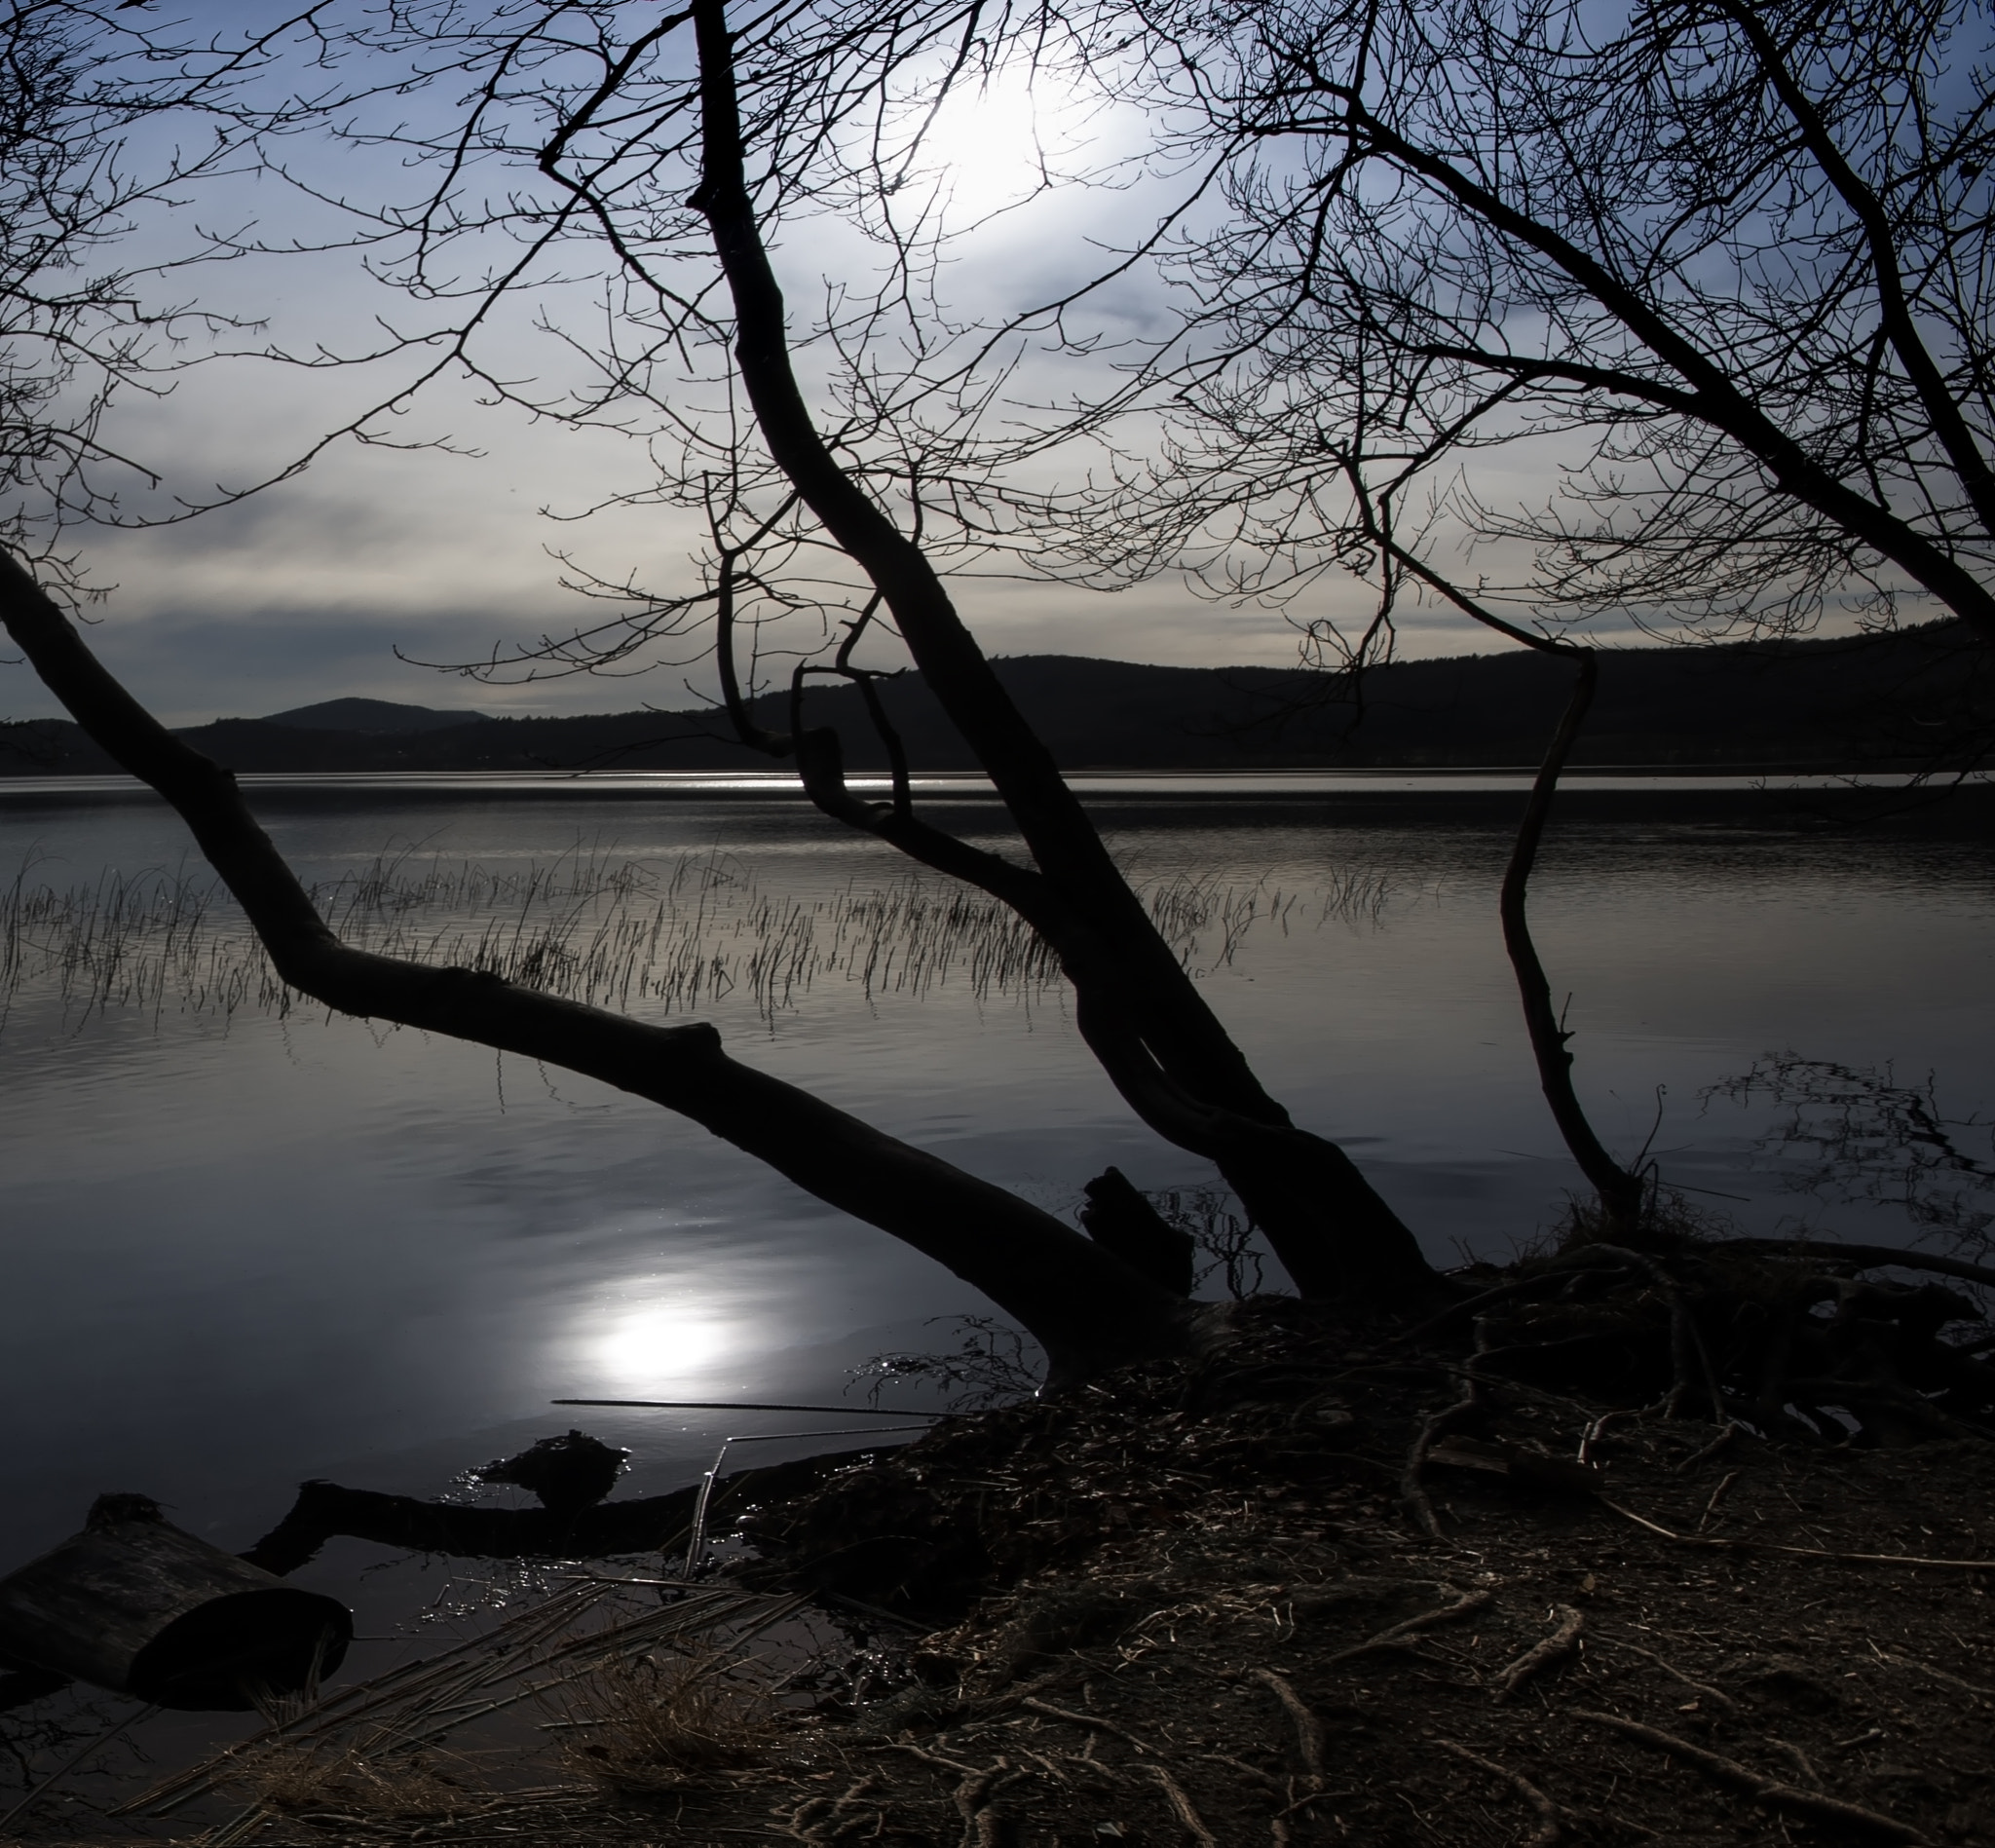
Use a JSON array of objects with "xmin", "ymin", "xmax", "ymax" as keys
[
  {"xmin": 1597, "ymin": 1638, "xmax": 1739, "ymax": 1713},
  {"xmin": 1324, "ymin": 1587, "xmax": 1493, "ymax": 1666},
  {"xmin": 1491, "ymin": 1604, "xmax": 1584, "ymax": 1700},
  {"xmin": 1247, "ymin": 1669, "xmax": 1324, "ymax": 1782},
  {"xmin": 868, "ymin": 1741, "xmax": 979, "ymax": 1776},
  {"xmin": 1600, "ymin": 1498, "xmax": 1995, "ymax": 1570},
  {"xmin": 1573, "ymin": 1711, "xmax": 1929, "ymax": 1842},
  {"xmin": 1145, "ymin": 1764, "xmax": 1217, "ymax": 1847},
  {"xmin": 1018, "ymin": 1697, "xmax": 1152, "ymax": 1754},
  {"xmin": 1577, "ymin": 1408, "xmax": 1640, "ymax": 1467},
  {"xmin": 1867, "ymin": 1645, "xmax": 1995, "ymax": 1701},
  {"xmin": 1193, "ymin": 1752, "xmax": 1285, "ymax": 1791},
  {"xmin": 1675, "ymin": 1424, "xmax": 1742, "ymax": 1474},
  {"xmin": 1437, "ymin": 1740, "xmax": 1562, "ymax": 1848},
  {"xmin": 1403, "ymin": 1332, "xmax": 1488, "ymax": 1537},
  {"xmin": 1698, "ymin": 1470, "xmax": 1742, "ymax": 1530},
  {"xmin": 952, "ymin": 1758, "xmax": 1027, "ymax": 1848},
  {"xmin": 1766, "ymin": 1738, "xmax": 1825, "ymax": 1791}
]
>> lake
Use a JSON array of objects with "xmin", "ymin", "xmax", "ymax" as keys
[{"xmin": 3, "ymin": 772, "xmax": 1992, "ymax": 1586}]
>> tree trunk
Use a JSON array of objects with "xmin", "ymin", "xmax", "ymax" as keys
[
  {"xmin": 687, "ymin": 0, "xmax": 1438, "ymax": 1306},
  {"xmin": 1498, "ymin": 651, "xmax": 1648, "ymax": 1228},
  {"xmin": 0, "ymin": 552, "xmax": 1192, "ymax": 1385},
  {"xmin": 0, "ymin": 1494, "xmax": 352, "ymax": 1710},
  {"xmin": 1369, "ymin": 534, "xmax": 1647, "ymax": 1228}
]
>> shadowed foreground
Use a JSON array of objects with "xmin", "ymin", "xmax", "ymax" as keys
[{"xmin": 28, "ymin": 1285, "xmax": 1994, "ymax": 1848}]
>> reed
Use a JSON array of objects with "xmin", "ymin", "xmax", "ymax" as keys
[{"xmin": 0, "ymin": 844, "xmax": 1393, "ymax": 1037}]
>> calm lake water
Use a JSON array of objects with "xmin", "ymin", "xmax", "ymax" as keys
[{"xmin": 2, "ymin": 773, "xmax": 1992, "ymax": 1586}]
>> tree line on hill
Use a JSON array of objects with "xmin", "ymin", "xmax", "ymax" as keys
[{"xmin": 5, "ymin": 622, "xmax": 1988, "ymax": 778}]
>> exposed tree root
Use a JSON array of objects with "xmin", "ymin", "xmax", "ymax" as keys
[
  {"xmin": 1573, "ymin": 1711, "xmax": 1931, "ymax": 1842},
  {"xmin": 1489, "ymin": 1603, "xmax": 1584, "ymax": 1700},
  {"xmin": 1402, "ymin": 1327, "xmax": 1488, "ymax": 1537},
  {"xmin": 1597, "ymin": 1637, "xmax": 1740, "ymax": 1713},
  {"xmin": 1436, "ymin": 1740, "xmax": 1563, "ymax": 1847},
  {"xmin": 1246, "ymin": 1669, "xmax": 1324, "ymax": 1784},
  {"xmin": 36, "ymin": 1298, "xmax": 1995, "ymax": 1848},
  {"xmin": 1323, "ymin": 1587, "xmax": 1492, "ymax": 1667},
  {"xmin": 1017, "ymin": 1697, "xmax": 1152, "ymax": 1755},
  {"xmin": 1144, "ymin": 1763, "xmax": 1218, "ymax": 1847},
  {"xmin": 1412, "ymin": 1227, "xmax": 1995, "ymax": 1447}
]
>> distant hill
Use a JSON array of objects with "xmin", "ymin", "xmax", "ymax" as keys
[
  {"xmin": 4, "ymin": 622, "xmax": 1990, "ymax": 776},
  {"xmin": 260, "ymin": 698, "xmax": 492, "ymax": 734}
]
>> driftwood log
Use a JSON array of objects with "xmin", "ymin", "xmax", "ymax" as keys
[
  {"xmin": 241, "ymin": 1447, "xmax": 881, "ymax": 1575},
  {"xmin": 0, "ymin": 1495, "xmax": 352, "ymax": 1711}
]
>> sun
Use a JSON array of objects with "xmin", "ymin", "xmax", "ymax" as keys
[{"xmin": 897, "ymin": 69, "xmax": 1087, "ymax": 223}]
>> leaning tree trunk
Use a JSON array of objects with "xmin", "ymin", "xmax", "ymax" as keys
[
  {"xmin": 1373, "ymin": 533, "xmax": 1647, "ymax": 1228},
  {"xmin": 1499, "ymin": 650, "xmax": 1648, "ymax": 1229},
  {"xmin": 685, "ymin": 0, "xmax": 1437, "ymax": 1306},
  {"xmin": 0, "ymin": 554, "xmax": 1194, "ymax": 1386}
]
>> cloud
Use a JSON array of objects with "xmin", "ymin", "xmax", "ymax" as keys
[{"xmin": 0, "ymin": 33, "xmax": 1536, "ymax": 732}]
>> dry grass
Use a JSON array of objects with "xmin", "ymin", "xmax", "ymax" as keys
[
  {"xmin": 1551, "ymin": 1185, "xmax": 1735, "ymax": 1253},
  {"xmin": 557, "ymin": 1648, "xmax": 777, "ymax": 1795},
  {"xmin": 230, "ymin": 1744, "xmax": 478, "ymax": 1819}
]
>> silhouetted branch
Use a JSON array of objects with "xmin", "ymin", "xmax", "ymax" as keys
[{"xmin": 0, "ymin": 547, "xmax": 1193, "ymax": 1383}]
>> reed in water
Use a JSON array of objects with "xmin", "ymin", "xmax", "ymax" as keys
[{"xmin": 0, "ymin": 846, "xmax": 1394, "ymax": 1035}]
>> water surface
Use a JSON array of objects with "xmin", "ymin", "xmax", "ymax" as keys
[{"xmin": 2, "ymin": 774, "xmax": 1990, "ymax": 1578}]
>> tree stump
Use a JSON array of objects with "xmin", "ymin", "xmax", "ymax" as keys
[{"xmin": 0, "ymin": 1494, "xmax": 352, "ymax": 1710}]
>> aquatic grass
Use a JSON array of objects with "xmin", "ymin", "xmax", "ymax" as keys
[{"xmin": 0, "ymin": 847, "xmax": 1394, "ymax": 1038}]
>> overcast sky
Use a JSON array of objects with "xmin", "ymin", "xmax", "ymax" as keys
[{"xmin": 0, "ymin": 5, "xmax": 1548, "ymax": 728}]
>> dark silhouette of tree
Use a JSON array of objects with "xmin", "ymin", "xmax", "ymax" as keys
[
  {"xmin": 990, "ymin": 0, "xmax": 1995, "ymax": 1223},
  {"xmin": 0, "ymin": 2, "xmax": 287, "ymax": 572},
  {"xmin": 5, "ymin": 0, "xmax": 1464, "ymax": 1388},
  {"xmin": 1057, "ymin": 0, "xmax": 1995, "ymax": 646},
  {"xmin": 190, "ymin": 0, "xmax": 1449, "ymax": 1312}
]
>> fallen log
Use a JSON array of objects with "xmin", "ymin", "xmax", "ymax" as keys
[{"xmin": 0, "ymin": 1495, "xmax": 352, "ymax": 1711}]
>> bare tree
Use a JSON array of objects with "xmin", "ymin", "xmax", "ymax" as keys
[
  {"xmin": 954, "ymin": 0, "xmax": 1995, "ymax": 1222},
  {"xmin": 1044, "ymin": 0, "xmax": 1995, "ymax": 642},
  {"xmin": 0, "ymin": 0, "xmax": 1199, "ymax": 1384},
  {"xmin": 182, "ymin": 0, "xmax": 1447, "ymax": 1309},
  {"xmin": 1343, "ymin": 484, "xmax": 1650, "ymax": 1228},
  {"xmin": 0, "ymin": 1, "xmax": 285, "ymax": 576}
]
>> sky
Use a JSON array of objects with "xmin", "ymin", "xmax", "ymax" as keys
[{"xmin": 0, "ymin": 4, "xmax": 1569, "ymax": 728}]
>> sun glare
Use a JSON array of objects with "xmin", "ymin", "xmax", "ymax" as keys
[{"xmin": 904, "ymin": 72, "xmax": 1087, "ymax": 221}]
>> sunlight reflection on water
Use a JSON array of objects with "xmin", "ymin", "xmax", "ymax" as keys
[{"xmin": 577, "ymin": 1268, "xmax": 751, "ymax": 1389}]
